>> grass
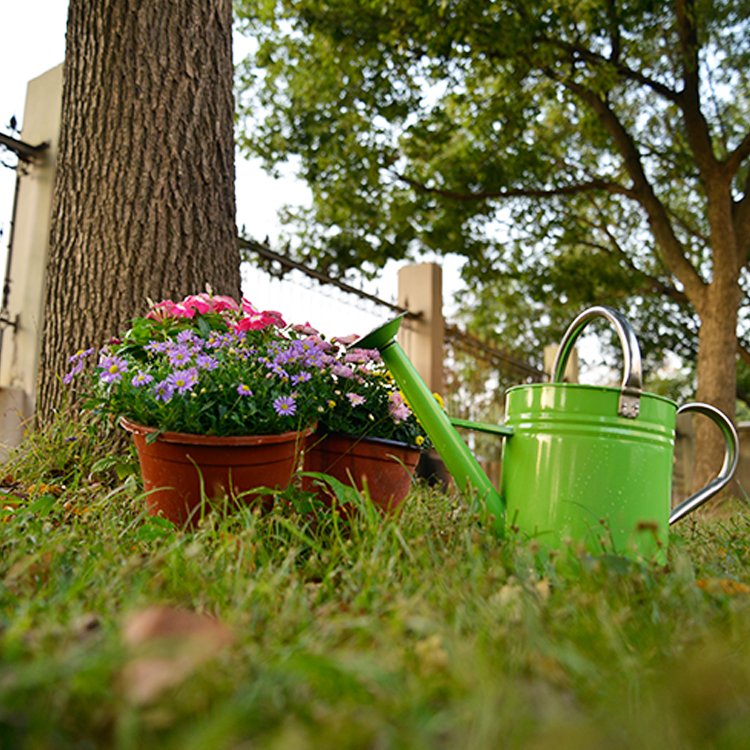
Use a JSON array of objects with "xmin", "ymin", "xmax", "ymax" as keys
[{"xmin": 2, "ymin": 413, "xmax": 750, "ymax": 748}]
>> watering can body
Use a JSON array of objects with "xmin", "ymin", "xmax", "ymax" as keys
[
  {"xmin": 502, "ymin": 383, "xmax": 677, "ymax": 557},
  {"xmin": 354, "ymin": 306, "xmax": 738, "ymax": 559}
]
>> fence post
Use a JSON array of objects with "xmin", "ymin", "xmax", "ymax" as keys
[
  {"xmin": 0, "ymin": 64, "xmax": 63, "ymax": 454},
  {"xmin": 397, "ymin": 263, "xmax": 444, "ymax": 394},
  {"xmin": 543, "ymin": 344, "xmax": 579, "ymax": 383}
]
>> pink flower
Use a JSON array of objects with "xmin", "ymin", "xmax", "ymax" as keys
[
  {"xmin": 332, "ymin": 363, "xmax": 356, "ymax": 379},
  {"xmin": 211, "ymin": 295, "xmax": 240, "ymax": 313},
  {"xmin": 235, "ymin": 302, "xmax": 287, "ymax": 331},
  {"xmin": 305, "ymin": 335, "xmax": 333, "ymax": 351},
  {"xmin": 180, "ymin": 293, "xmax": 240, "ymax": 315},
  {"xmin": 332, "ymin": 333, "xmax": 360, "ymax": 346},
  {"xmin": 182, "ymin": 294, "xmax": 213, "ymax": 315},
  {"xmin": 240, "ymin": 297, "xmax": 259, "ymax": 316},
  {"xmin": 146, "ymin": 299, "xmax": 197, "ymax": 320},
  {"xmin": 236, "ymin": 312, "xmax": 278, "ymax": 331},
  {"xmin": 292, "ymin": 322, "xmax": 320, "ymax": 335},
  {"xmin": 265, "ymin": 310, "xmax": 286, "ymax": 328},
  {"xmin": 346, "ymin": 393, "xmax": 366, "ymax": 406},
  {"xmin": 388, "ymin": 391, "xmax": 411, "ymax": 423},
  {"xmin": 344, "ymin": 348, "xmax": 380, "ymax": 365}
]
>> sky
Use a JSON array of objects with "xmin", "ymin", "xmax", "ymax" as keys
[{"xmin": 0, "ymin": 0, "xmax": 436, "ymax": 340}]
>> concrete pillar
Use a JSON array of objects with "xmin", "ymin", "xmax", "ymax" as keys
[
  {"xmin": 0, "ymin": 64, "xmax": 64, "ymax": 453},
  {"xmin": 397, "ymin": 263, "xmax": 444, "ymax": 394}
]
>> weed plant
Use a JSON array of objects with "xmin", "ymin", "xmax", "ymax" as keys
[{"xmin": 2, "ymin": 414, "xmax": 750, "ymax": 748}]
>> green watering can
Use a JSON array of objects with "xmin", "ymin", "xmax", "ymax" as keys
[{"xmin": 355, "ymin": 306, "xmax": 739, "ymax": 558}]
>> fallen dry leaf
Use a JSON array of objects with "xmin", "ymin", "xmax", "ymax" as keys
[
  {"xmin": 695, "ymin": 578, "xmax": 750, "ymax": 596},
  {"xmin": 122, "ymin": 605, "xmax": 234, "ymax": 705}
]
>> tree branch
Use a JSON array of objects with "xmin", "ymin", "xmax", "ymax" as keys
[
  {"xmin": 390, "ymin": 171, "xmax": 630, "ymax": 202},
  {"xmin": 556, "ymin": 73, "xmax": 707, "ymax": 306},
  {"xmin": 726, "ymin": 131, "xmax": 750, "ymax": 176},
  {"xmin": 674, "ymin": 0, "xmax": 717, "ymax": 178},
  {"xmin": 545, "ymin": 39, "xmax": 679, "ymax": 102}
]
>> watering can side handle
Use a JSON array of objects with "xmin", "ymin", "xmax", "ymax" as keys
[
  {"xmin": 449, "ymin": 417, "xmax": 514, "ymax": 437},
  {"xmin": 669, "ymin": 403, "xmax": 739, "ymax": 525},
  {"xmin": 551, "ymin": 306, "xmax": 643, "ymax": 419}
]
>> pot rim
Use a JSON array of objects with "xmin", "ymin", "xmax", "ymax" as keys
[{"xmin": 120, "ymin": 417, "xmax": 314, "ymax": 447}]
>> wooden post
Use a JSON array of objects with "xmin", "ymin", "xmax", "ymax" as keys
[
  {"xmin": 543, "ymin": 344, "xmax": 579, "ymax": 383},
  {"xmin": 0, "ymin": 65, "xmax": 63, "ymax": 454},
  {"xmin": 397, "ymin": 263, "xmax": 444, "ymax": 394}
]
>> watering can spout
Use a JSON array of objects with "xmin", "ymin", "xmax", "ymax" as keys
[{"xmin": 355, "ymin": 315, "xmax": 505, "ymax": 532}]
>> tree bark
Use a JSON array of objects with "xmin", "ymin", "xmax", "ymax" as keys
[
  {"xmin": 692, "ymin": 274, "xmax": 742, "ymax": 497},
  {"xmin": 38, "ymin": 0, "xmax": 241, "ymax": 422}
]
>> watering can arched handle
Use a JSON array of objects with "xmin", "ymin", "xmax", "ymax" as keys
[
  {"xmin": 669, "ymin": 403, "xmax": 739, "ymax": 525},
  {"xmin": 551, "ymin": 306, "xmax": 643, "ymax": 419}
]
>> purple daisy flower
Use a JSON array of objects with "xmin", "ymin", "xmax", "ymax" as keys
[
  {"xmin": 99, "ymin": 354, "xmax": 128, "ymax": 384},
  {"xmin": 195, "ymin": 353, "xmax": 219, "ymax": 371},
  {"xmin": 176, "ymin": 329, "xmax": 199, "ymax": 345},
  {"xmin": 388, "ymin": 391, "xmax": 411, "ymax": 423},
  {"xmin": 153, "ymin": 380, "xmax": 174, "ymax": 403},
  {"xmin": 63, "ymin": 350, "xmax": 93, "ymax": 384},
  {"xmin": 273, "ymin": 395, "xmax": 296, "ymax": 417},
  {"xmin": 68, "ymin": 347, "xmax": 95, "ymax": 364},
  {"xmin": 63, "ymin": 364, "xmax": 82, "ymax": 385},
  {"xmin": 267, "ymin": 361, "xmax": 289, "ymax": 379},
  {"xmin": 167, "ymin": 367, "xmax": 198, "ymax": 394},
  {"xmin": 291, "ymin": 371, "xmax": 312, "ymax": 385},
  {"xmin": 145, "ymin": 340, "xmax": 169, "ymax": 354},
  {"xmin": 167, "ymin": 344, "xmax": 193, "ymax": 367},
  {"xmin": 237, "ymin": 383, "xmax": 253, "ymax": 396},
  {"xmin": 131, "ymin": 371, "xmax": 154, "ymax": 387}
]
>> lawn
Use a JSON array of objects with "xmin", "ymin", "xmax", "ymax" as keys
[{"xmin": 1, "ymin": 414, "xmax": 750, "ymax": 749}]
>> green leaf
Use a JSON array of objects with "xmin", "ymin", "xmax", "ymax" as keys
[
  {"xmin": 135, "ymin": 515, "xmax": 177, "ymax": 542},
  {"xmin": 298, "ymin": 471, "xmax": 361, "ymax": 506},
  {"xmin": 90, "ymin": 456, "xmax": 119, "ymax": 475},
  {"xmin": 145, "ymin": 427, "xmax": 166, "ymax": 445},
  {"xmin": 26, "ymin": 495, "xmax": 57, "ymax": 518}
]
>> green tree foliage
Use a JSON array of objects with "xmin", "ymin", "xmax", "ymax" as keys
[{"xmin": 236, "ymin": 0, "xmax": 750, "ymax": 486}]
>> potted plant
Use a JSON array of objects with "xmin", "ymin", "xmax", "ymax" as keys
[
  {"xmin": 301, "ymin": 332, "xmax": 430, "ymax": 516},
  {"xmin": 63, "ymin": 292, "xmax": 331, "ymax": 525}
]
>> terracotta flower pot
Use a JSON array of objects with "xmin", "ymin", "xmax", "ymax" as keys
[
  {"xmin": 121, "ymin": 418, "xmax": 312, "ymax": 526},
  {"xmin": 302, "ymin": 432, "xmax": 422, "ymax": 517}
]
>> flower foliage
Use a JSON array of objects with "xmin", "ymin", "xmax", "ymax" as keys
[
  {"xmin": 63, "ymin": 293, "xmax": 429, "ymax": 446},
  {"xmin": 310, "ymin": 338, "xmax": 428, "ymax": 446},
  {"xmin": 64, "ymin": 294, "xmax": 330, "ymax": 437}
]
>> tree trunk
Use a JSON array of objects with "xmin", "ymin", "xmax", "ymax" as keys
[
  {"xmin": 38, "ymin": 0, "xmax": 241, "ymax": 422},
  {"xmin": 692, "ymin": 281, "xmax": 741, "ymax": 499}
]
